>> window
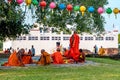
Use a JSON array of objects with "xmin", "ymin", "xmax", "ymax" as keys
[
  {"xmin": 63, "ymin": 37, "xmax": 70, "ymax": 40},
  {"xmin": 40, "ymin": 36, "xmax": 49, "ymax": 40},
  {"xmin": 28, "ymin": 36, "xmax": 38, "ymax": 40},
  {"xmin": 80, "ymin": 37, "xmax": 83, "ymax": 40},
  {"xmin": 85, "ymin": 37, "xmax": 93, "ymax": 40},
  {"xmin": 16, "ymin": 36, "xmax": 26, "ymax": 40},
  {"xmin": 106, "ymin": 37, "xmax": 114, "ymax": 41},
  {"xmin": 95, "ymin": 37, "xmax": 104, "ymax": 40},
  {"xmin": 52, "ymin": 36, "xmax": 61, "ymax": 40}
]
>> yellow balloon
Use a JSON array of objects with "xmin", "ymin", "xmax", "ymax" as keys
[
  {"xmin": 80, "ymin": 6, "xmax": 86, "ymax": 12},
  {"xmin": 80, "ymin": 6, "xmax": 86, "ymax": 16},
  {"xmin": 113, "ymin": 8, "xmax": 119, "ymax": 14},
  {"xmin": 25, "ymin": 0, "xmax": 32, "ymax": 5}
]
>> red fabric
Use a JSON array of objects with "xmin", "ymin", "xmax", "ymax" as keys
[
  {"xmin": 69, "ymin": 33, "xmax": 80, "ymax": 61},
  {"xmin": 2, "ymin": 51, "xmax": 24, "ymax": 66},
  {"xmin": 64, "ymin": 49, "xmax": 69, "ymax": 58},
  {"xmin": 51, "ymin": 52, "xmax": 64, "ymax": 64},
  {"xmin": 22, "ymin": 55, "xmax": 33, "ymax": 64}
]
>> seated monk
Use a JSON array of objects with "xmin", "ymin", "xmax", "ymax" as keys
[
  {"xmin": 63, "ymin": 48, "xmax": 70, "ymax": 58},
  {"xmin": 51, "ymin": 48, "xmax": 64, "ymax": 64},
  {"xmin": 2, "ymin": 49, "xmax": 25, "ymax": 66},
  {"xmin": 79, "ymin": 49, "xmax": 86, "ymax": 63},
  {"xmin": 37, "ymin": 49, "xmax": 51, "ymax": 65},
  {"xmin": 22, "ymin": 49, "xmax": 33, "ymax": 64},
  {"xmin": 98, "ymin": 46, "xmax": 105, "ymax": 56}
]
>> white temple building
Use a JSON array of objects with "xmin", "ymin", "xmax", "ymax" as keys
[{"xmin": 3, "ymin": 26, "xmax": 118, "ymax": 55}]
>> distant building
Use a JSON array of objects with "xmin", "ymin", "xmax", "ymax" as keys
[{"xmin": 3, "ymin": 27, "xmax": 118, "ymax": 55}]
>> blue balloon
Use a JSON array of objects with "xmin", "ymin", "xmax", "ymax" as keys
[
  {"xmin": 59, "ymin": 3, "xmax": 66, "ymax": 10},
  {"xmin": 88, "ymin": 6, "xmax": 95, "ymax": 13}
]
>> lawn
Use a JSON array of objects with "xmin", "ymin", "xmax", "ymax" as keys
[{"xmin": 0, "ymin": 57, "xmax": 120, "ymax": 80}]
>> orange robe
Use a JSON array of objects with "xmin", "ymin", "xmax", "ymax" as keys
[
  {"xmin": 69, "ymin": 33, "xmax": 80, "ymax": 61},
  {"xmin": 37, "ymin": 52, "xmax": 51, "ymax": 65},
  {"xmin": 79, "ymin": 52, "xmax": 86, "ymax": 63},
  {"xmin": 22, "ymin": 55, "xmax": 33, "ymax": 64},
  {"xmin": 51, "ymin": 51, "xmax": 64, "ymax": 64},
  {"xmin": 64, "ymin": 49, "xmax": 69, "ymax": 58},
  {"xmin": 2, "ymin": 51, "xmax": 24, "ymax": 66}
]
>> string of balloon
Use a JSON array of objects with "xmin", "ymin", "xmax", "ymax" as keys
[{"xmin": 8, "ymin": 0, "xmax": 120, "ymax": 19}]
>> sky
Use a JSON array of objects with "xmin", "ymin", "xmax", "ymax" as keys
[{"xmin": 103, "ymin": 0, "xmax": 120, "ymax": 33}]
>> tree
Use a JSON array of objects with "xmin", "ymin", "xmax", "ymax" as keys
[
  {"xmin": 35, "ymin": 0, "xmax": 108, "ymax": 34},
  {"xmin": 0, "ymin": 0, "xmax": 31, "ymax": 41}
]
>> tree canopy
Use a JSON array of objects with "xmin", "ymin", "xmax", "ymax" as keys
[{"xmin": 0, "ymin": 0, "xmax": 108, "ymax": 41}]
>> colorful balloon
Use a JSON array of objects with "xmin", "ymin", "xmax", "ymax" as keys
[
  {"xmin": 58, "ymin": 3, "xmax": 66, "ymax": 10},
  {"xmin": 80, "ymin": 6, "xmax": 86, "ymax": 16},
  {"xmin": 88, "ymin": 6, "xmax": 95, "ymax": 17},
  {"xmin": 16, "ymin": 0, "xmax": 23, "ymax": 4},
  {"xmin": 39, "ymin": 1, "xmax": 47, "ymax": 12},
  {"xmin": 74, "ymin": 6, "xmax": 79, "ymax": 11},
  {"xmin": 25, "ymin": 0, "xmax": 32, "ymax": 5},
  {"xmin": 32, "ymin": 0, "xmax": 38, "ymax": 6},
  {"xmin": 106, "ymin": 7, "xmax": 112, "ymax": 18},
  {"xmin": 66, "ymin": 4, "xmax": 73, "ymax": 15},
  {"xmin": 113, "ymin": 8, "xmax": 119, "ymax": 19},
  {"xmin": 97, "ymin": 7, "xmax": 104, "ymax": 14},
  {"xmin": 49, "ymin": 2, "xmax": 56, "ymax": 13},
  {"xmin": 49, "ymin": 2, "xmax": 56, "ymax": 9}
]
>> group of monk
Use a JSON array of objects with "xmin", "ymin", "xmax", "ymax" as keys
[{"xmin": 2, "ymin": 31, "xmax": 86, "ymax": 67}]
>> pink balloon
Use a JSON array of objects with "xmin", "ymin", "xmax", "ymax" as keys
[
  {"xmin": 49, "ymin": 2, "xmax": 56, "ymax": 9},
  {"xmin": 16, "ymin": 0, "xmax": 23, "ymax": 4},
  {"xmin": 97, "ymin": 7, "xmax": 104, "ymax": 14}
]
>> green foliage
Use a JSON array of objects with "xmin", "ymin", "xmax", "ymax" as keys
[
  {"xmin": 118, "ymin": 33, "xmax": 120, "ymax": 44},
  {"xmin": 0, "ymin": 41, "xmax": 3, "ymax": 50},
  {"xmin": 0, "ymin": 0, "xmax": 31, "ymax": 41},
  {"xmin": 35, "ymin": 0, "xmax": 108, "ymax": 34}
]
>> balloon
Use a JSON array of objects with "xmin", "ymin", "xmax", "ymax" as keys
[
  {"xmin": 106, "ymin": 7, "xmax": 112, "ymax": 18},
  {"xmin": 113, "ymin": 8, "xmax": 119, "ymax": 19},
  {"xmin": 66, "ymin": 4, "xmax": 73, "ymax": 15},
  {"xmin": 8, "ymin": 0, "xmax": 12, "ymax": 2},
  {"xmin": 59, "ymin": 3, "xmax": 66, "ymax": 10},
  {"xmin": 80, "ymin": 6, "xmax": 86, "ymax": 16},
  {"xmin": 49, "ymin": 2, "xmax": 56, "ymax": 9},
  {"xmin": 97, "ymin": 7, "xmax": 104, "ymax": 14},
  {"xmin": 39, "ymin": 1, "xmax": 47, "ymax": 12},
  {"xmin": 74, "ymin": 6, "xmax": 79, "ymax": 11},
  {"xmin": 88, "ymin": 6, "xmax": 95, "ymax": 17},
  {"xmin": 25, "ymin": 0, "xmax": 32, "ymax": 5},
  {"xmin": 88, "ymin": 6, "xmax": 95, "ymax": 13},
  {"xmin": 32, "ymin": 0, "xmax": 38, "ymax": 6},
  {"xmin": 66, "ymin": 4, "xmax": 73, "ymax": 11},
  {"xmin": 16, "ymin": 0, "xmax": 23, "ymax": 4}
]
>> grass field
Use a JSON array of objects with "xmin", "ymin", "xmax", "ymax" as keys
[{"xmin": 0, "ymin": 57, "xmax": 120, "ymax": 80}]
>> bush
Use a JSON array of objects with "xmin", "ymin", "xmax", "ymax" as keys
[{"xmin": 0, "ymin": 42, "xmax": 3, "ymax": 51}]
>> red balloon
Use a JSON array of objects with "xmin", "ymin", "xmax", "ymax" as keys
[
  {"xmin": 66, "ymin": 4, "xmax": 73, "ymax": 11},
  {"xmin": 39, "ymin": 1, "xmax": 46, "ymax": 7}
]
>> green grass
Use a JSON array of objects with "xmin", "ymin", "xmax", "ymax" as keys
[{"xmin": 0, "ymin": 57, "xmax": 120, "ymax": 80}]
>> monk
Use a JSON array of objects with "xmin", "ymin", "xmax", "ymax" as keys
[
  {"xmin": 63, "ymin": 48, "xmax": 69, "ymax": 58},
  {"xmin": 22, "ymin": 49, "xmax": 33, "ymax": 64},
  {"xmin": 2, "ymin": 49, "xmax": 25, "ymax": 66},
  {"xmin": 98, "ymin": 46, "xmax": 105, "ymax": 56},
  {"xmin": 37, "ymin": 49, "xmax": 51, "ymax": 65},
  {"xmin": 79, "ymin": 49, "xmax": 86, "ymax": 63},
  {"xmin": 51, "ymin": 48, "xmax": 64, "ymax": 64},
  {"xmin": 69, "ymin": 31, "xmax": 80, "ymax": 63}
]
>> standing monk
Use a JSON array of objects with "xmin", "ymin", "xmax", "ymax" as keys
[{"xmin": 69, "ymin": 31, "xmax": 80, "ymax": 63}]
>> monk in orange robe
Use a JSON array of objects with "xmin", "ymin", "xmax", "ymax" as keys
[
  {"xmin": 37, "ymin": 49, "xmax": 51, "ymax": 65},
  {"xmin": 69, "ymin": 31, "xmax": 80, "ymax": 63},
  {"xmin": 63, "ymin": 48, "xmax": 70, "ymax": 58},
  {"xmin": 22, "ymin": 49, "xmax": 33, "ymax": 64},
  {"xmin": 51, "ymin": 48, "xmax": 64, "ymax": 64},
  {"xmin": 79, "ymin": 49, "xmax": 86, "ymax": 63},
  {"xmin": 2, "ymin": 49, "xmax": 25, "ymax": 66}
]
